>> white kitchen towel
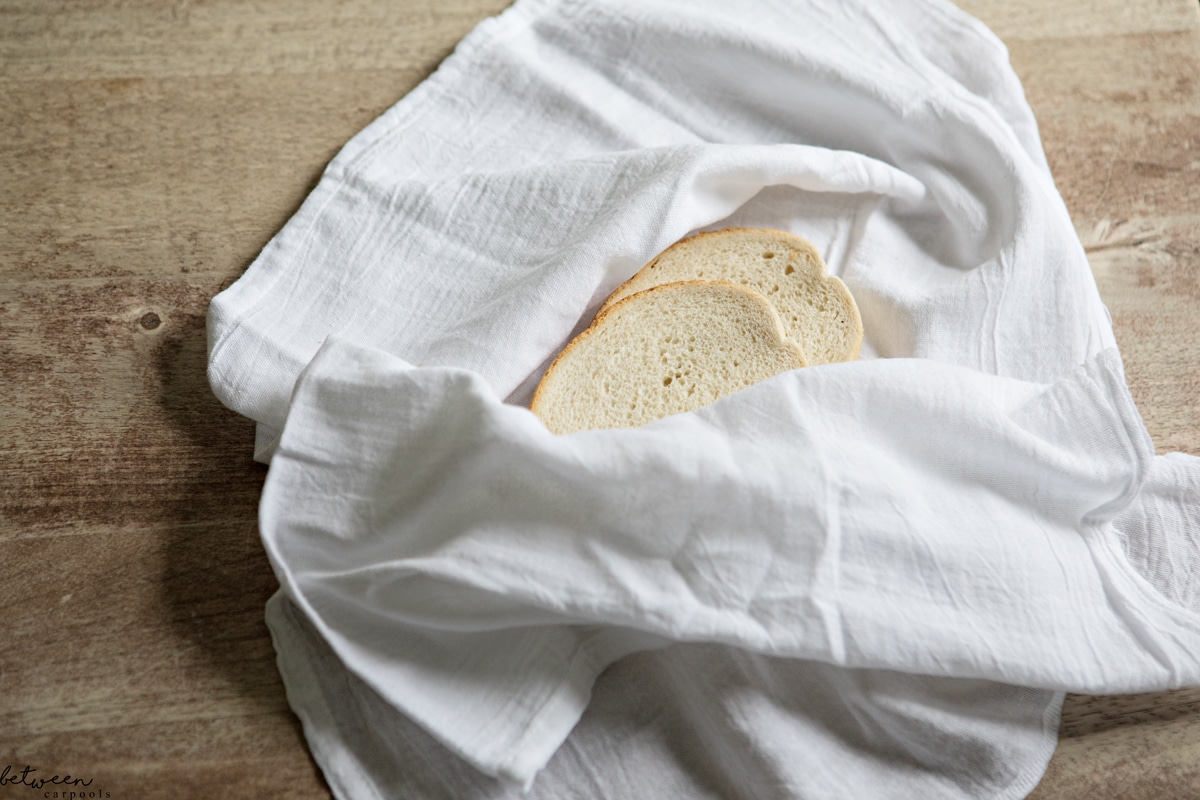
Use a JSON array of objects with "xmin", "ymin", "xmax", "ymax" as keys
[
  {"xmin": 264, "ymin": 591, "xmax": 1064, "ymax": 800},
  {"xmin": 258, "ymin": 335, "xmax": 1200, "ymax": 797},
  {"xmin": 205, "ymin": 0, "xmax": 1200, "ymax": 796},
  {"xmin": 258, "ymin": 336, "xmax": 1200, "ymax": 793}
]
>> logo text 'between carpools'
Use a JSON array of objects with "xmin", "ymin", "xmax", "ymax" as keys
[{"xmin": 0, "ymin": 764, "xmax": 111, "ymax": 798}]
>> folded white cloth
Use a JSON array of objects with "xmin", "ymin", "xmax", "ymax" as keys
[
  {"xmin": 265, "ymin": 591, "xmax": 1065, "ymax": 799},
  {"xmin": 206, "ymin": 0, "xmax": 1200, "ymax": 796}
]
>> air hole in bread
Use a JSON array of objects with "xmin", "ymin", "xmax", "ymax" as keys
[
  {"xmin": 763, "ymin": 252, "xmax": 775, "ymax": 259},
  {"xmin": 663, "ymin": 376, "xmax": 672, "ymax": 386},
  {"xmin": 785, "ymin": 264, "xmax": 795, "ymax": 275}
]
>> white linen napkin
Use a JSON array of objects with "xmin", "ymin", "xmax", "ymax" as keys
[
  {"xmin": 206, "ymin": 0, "xmax": 1200, "ymax": 796},
  {"xmin": 264, "ymin": 592, "xmax": 1065, "ymax": 799}
]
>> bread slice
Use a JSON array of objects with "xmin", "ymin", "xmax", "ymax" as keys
[
  {"xmin": 531, "ymin": 280, "xmax": 807, "ymax": 435},
  {"xmin": 599, "ymin": 228, "xmax": 862, "ymax": 365}
]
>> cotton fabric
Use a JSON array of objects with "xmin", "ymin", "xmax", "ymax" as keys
[{"xmin": 206, "ymin": 0, "xmax": 1200, "ymax": 796}]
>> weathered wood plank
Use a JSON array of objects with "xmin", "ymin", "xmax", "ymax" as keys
[
  {"xmin": 956, "ymin": 0, "xmax": 1199, "ymax": 41},
  {"xmin": 1082, "ymin": 217, "xmax": 1200, "ymax": 455},
  {"xmin": 0, "ymin": 71, "xmax": 421, "ymax": 284},
  {"xmin": 1005, "ymin": 31, "xmax": 1200, "ymax": 225},
  {"xmin": 1032, "ymin": 689, "xmax": 1200, "ymax": 799},
  {"xmin": 0, "ymin": 0, "xmax": 513, "ymax": 80}
]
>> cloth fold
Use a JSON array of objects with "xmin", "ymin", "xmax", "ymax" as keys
[
  {"xmin": 259, "ymin": 336, "xmax": 1199, "ymax": 785},
  {"xmin": 205, "ymin": 0, "xmax": 1200, "ymax": 795},
  {"xmin": 265, "ymin": 593, "xmax": 1063, "ymax": 800}
]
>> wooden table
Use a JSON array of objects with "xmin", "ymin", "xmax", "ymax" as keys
[{"xmin": 2, "ymin": 1, "xmax": 1197, "ymax": 797}]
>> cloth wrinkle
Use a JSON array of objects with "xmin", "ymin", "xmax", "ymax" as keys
[{"xmin": 810, "ymin": 458, "xmax": 847, "ymax": 666}]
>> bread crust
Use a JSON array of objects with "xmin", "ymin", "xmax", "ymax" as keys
[{"xmin": 599, "ymin": 227, "xmax": 820, "ymax": 317}]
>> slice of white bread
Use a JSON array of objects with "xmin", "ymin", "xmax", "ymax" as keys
[
  {"xmin": 599, "ymin": 228, "xmax": 862, "ymax": 365},
  {"xmin": 531, "ymin": 280, "xmax": 807, "ymax": 435}
]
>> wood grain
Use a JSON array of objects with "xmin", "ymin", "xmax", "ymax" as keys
[
  {"xmin": 954, "ymin": 0, "xmax": 1199, "ymax": 39},
  {"xmin": 1, "ymin": 1, "xmax": 1197, "ymax": 798}
]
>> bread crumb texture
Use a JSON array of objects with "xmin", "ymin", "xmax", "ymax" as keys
[
  {"xmin": 600, "ymin": 228, "xmax": 862, "ymax": 365},
  {"xmin": 531, "ymin": 280, "xmax": 807, "ymax": 435}
]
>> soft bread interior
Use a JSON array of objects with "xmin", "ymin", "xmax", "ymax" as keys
[
  {"xmin": 600, "ymin": 228, "xmax": 862, "ymax": 365},
  {"xmin": 531, "ymin": 280, "xmax": 807, "ymax": 435}
]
